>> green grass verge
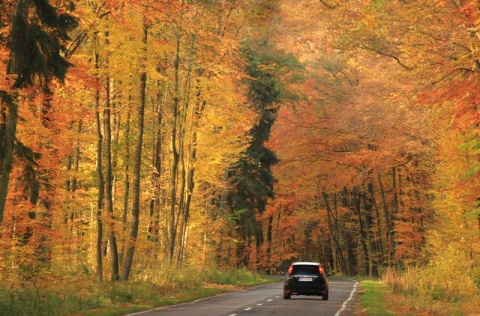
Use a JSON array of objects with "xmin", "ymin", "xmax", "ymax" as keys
[
  {"xmin": 83, "ymin": 287, "xmax": 231, "ymax": 316},
  {"xmin": 350, "ymin": 277, "xmax": 395, "ymax": 316}
]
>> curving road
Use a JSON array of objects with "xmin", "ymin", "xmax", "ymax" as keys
[{"xmin": 127, "ymin": 277, "xmax": 358, "ymax": 316}]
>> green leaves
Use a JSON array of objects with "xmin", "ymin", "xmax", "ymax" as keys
[
  {"xmin": 8, "ymin": 0, "xmax": 78, "ymax": 88},
  {"xmin": 244, "ymin": 41, "xmax": 304, "ymax": 108}
]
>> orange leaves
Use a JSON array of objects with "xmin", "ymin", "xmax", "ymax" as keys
[
  {"xmin": 261, "ymin": 0, "xmax": 461, "ymax": 270},
  {"xmin": 456, "ymin": 1, "xmax": 479, "ymax": 26}
]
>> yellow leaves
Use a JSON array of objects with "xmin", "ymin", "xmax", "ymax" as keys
[
  {"xmin": 361, "ymin": 13, "xmax": 377, "ymax": 31},
  {"xmin": 195, "ymin": 74, "xmax": 254, "ymax": 185}
]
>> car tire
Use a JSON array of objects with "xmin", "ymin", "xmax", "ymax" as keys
[
  {"xmin": 322, "ymin": 291, "xmax": 329, "ymax": 300},
  {"xmin": 283, "ymin": 292, "xmax": 291, "ymax": 299}
]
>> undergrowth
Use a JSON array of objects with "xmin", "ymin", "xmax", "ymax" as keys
[
  {"xmin": 382, "ymin": 263, "xmax": 480, "ymax": 316},
  {"xmin": 0, "ymin": 265, "xmax": 272, "ymax": 316}
]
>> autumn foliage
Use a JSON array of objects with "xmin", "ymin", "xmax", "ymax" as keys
[{"xmin": 1, "ymin": 0, "xmax": 480, "ymax": 314}]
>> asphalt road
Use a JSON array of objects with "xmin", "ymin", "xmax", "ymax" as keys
[{"xmin": 127, "ymin": 277, "xmax": 358, "ymax": 316}]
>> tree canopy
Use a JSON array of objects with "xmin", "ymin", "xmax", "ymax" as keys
[{"xmin": 0, "ymin": 0, "xmax": 479, "ymax": 313}]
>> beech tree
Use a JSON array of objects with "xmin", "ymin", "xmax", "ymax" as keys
[{"xmin": 259, "ymin": 0, "xmax": 479, "ymax": 282}]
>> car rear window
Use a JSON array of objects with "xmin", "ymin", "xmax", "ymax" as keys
[{"xmin": 292, "ymin": 265, "xmax": 319, "ymax": 275}]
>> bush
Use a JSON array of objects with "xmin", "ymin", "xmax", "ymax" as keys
[
  {"xmin": 203, "ymin": 268, "xmax": 267, "ymax": 286},
  {"xmin": 381, "ymin": 246, "xmax": 480, "ymax": 315}
]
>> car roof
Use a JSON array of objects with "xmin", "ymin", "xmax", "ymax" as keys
[{"xmin": 292, "ymin": 262, "xmax": 320, "ymax": 266}]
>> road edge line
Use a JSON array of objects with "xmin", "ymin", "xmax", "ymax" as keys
[{"xmin": 334, "ymin": 279, "xmax": 358, "ymax": 316}]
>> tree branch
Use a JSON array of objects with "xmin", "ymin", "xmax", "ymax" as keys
[
  {"xmin": 361, "ymin": 45, "xmax": 414, "ymax": 70},
  {"xmin": 430, "ymin": 67, "xmax": 472, "ymax": 85},
  {"xmin": 319, "ymin": 0, "xmax": 338, "ymax": 9}
]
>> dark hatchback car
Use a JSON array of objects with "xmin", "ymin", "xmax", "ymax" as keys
[{"xmin": 283, "ymin": 262, "xmax": 329, "ymax": 300}]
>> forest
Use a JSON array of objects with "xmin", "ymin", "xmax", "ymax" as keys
[{"xmin": 1, "ymin": 0, "xmax": 480, "ymax": 314}]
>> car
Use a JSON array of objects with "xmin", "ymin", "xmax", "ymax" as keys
[{"xmin": 283, "ymin": 261, "xmax": 329, "ymax": 300}]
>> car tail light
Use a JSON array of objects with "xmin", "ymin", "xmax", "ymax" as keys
[
  {"xmin": 287, "ymin": 265, "xmax": 293, "ymax": 274},
  {"xmin": 319, "ymin": 266, "xmax": 325, "ymax": 274}
]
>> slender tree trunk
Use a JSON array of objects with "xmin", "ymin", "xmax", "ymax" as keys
[
  {"xmin": 104, "ymin": 75, "xmax": 120, "ymax": 281},
  {"xmin": 94, "ymin": 48, "xmax": 104, "ymax": 283},
  {"xmin": 391, "ymin": 166, "xmax": 399, "ymax": 265},
  {"xmin": 175, "ymin": 86, "xmax": 197, "ymax": 265},
  {"xmin": 345, "ymin": 230, "xmax": 355, "ymax": 275},
  {"xmin": 175, "ymin": 132, "xmax": 187, "ymax": 266},
  {"xmin": 121, "ymin": 16, "xmax": 148, "ymax": 281},
  {"xmin": 66, "ymin": 122, "xmax": 81, "ymax": 242},
  {"xmin": 148, "ymin": 99, "xmax": 162, "ymax": 243},
  {"xmin": 65, "ymin": 121, "xmax": 81, "ymax": 233},
  {"xmin": 119, "ymin": 99, "xmax": 131, "ymax": 263},
  {"xmin": 255, "ymin": 221, "xmax": 264, "ymax": 270},
  {"xmin": 177, "ymin": 160, "xmax": 195, "ymax": 265},
  {"xmin": 378, "ymin": 172, "xmax": 395, "ymax": 264},
  {"xmin": 352, "ymin": 189, "xmax": 369, "ymax": 275},
  {"xmin": 323, "ymin": 192, "xmax": 346, "ymax": 274},
  {"xmin": 168, "ymin": 34, "xmax": 181, "ymax": 264},
  {"xmin": 266, "ymin": 213, "xmax": 273, "ymax": 274},
  {"xmin": 363, "ymin": 184, "xmax": 376, "ymax": 277},
  {"xmin": 333, "ymin": 194, "xmax": 346, "ymax": 273},
  {"xmin": 372, "ymin": 192, "xmax": 385, "ymax": 267}
]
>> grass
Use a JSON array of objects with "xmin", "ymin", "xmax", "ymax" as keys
[
  {"xmin": 351, "ymin": 267, "xmax": 480, "ymax": 316},
  {"xmin": 381, "ymin": 267, "xmax": 480, "ymax": 316},
  {"xmin": 358, "ymin": 279, "xmax": 395, "ymax": 315},
  {"xmin": 349, "ymin": 277, "xmax": 395, "ymax": 316},
  {"xmin": 0, "ymin": 268, "xmax": 274, "ymax": 316},
  {"xmin": 81, "ymin": 287, "xmax": 230, "ymax": 316}
]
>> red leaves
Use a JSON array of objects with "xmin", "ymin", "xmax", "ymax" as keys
[{"xmin": 457, "ymin": 2, "xmax": 479, "ymax": 26}]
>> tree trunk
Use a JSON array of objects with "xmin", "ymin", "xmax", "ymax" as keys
[
  {"xmin": 177, "ymin": 161, "xmax": 195, "ymax": 265},
  {"xmin": 119, "ymin": 98, "xmax": 132, "ymax": 264},
  {"xmin": 104, "ymin": 75, "xmax": 120, "ymax": 281},
  {"xmin": 94, "ymin": 47, "xmax": 104, "ymax": 283},
  {"xmin": 266, "ymin": 213, "xmax": 273, "ymax": 274},
  {"xmin": 175, "ymin": 74, "xmax": 196, "ymax": 265},
  {"xmin": 323, "ymin": 192, "xmax": 347, "ymax": 274},
  {"xmin": 121, "ymin": 16, "xmax": 148, "ymax": 281},
  {"xmin": 391, "ymin": 166, "xmax": 399, "ymax": 265},
  {"xmin": 168, "ymin": 34, "xmax": 181, "ymax": 264},
  {"xmin": 175, "ymin": 129, "xmax": 187, "ymax": 266},
  {"xmin": 363, "ymin": 184, "xmax": 377, "ymax": 277},
  {"xmin": 352, "ymin": 188, "xmax": 369, "ymax": 275},
  {"xmin": 372, "ymin": 188, "xmax": 385, "ymax": 268},
  {"xmin": 345, "ymin": 230, "xmax": 355, "ymax": 275},
  {"xmin": 378, "ymin": 172, "xmax": 395, "ymax": 264},
  {"xmin": 148, "ymin": 98, "xmax": 162, "ymax": 243}
]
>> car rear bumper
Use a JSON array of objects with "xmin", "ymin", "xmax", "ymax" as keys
[{"xmin": 284, "ymin": 283, "xmax": 328, "ymax": 295}]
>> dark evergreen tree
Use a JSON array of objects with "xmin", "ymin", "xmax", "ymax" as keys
[
  {"xmin": 227, "ymin": 40, "xmax": 303, "ymax": 268},
  {"xmin": 0, "ymin": 0, "xmax": 78, "ymax": 224}
]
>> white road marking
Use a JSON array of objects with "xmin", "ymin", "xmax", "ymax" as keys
[
  {"xmin": 268, "ymin": 299, "xmax": 273, "ymax": 302},
  {"xmin": 257, "ymin": 303, "xmax": 263, "ymax": 305},
  {"xmin": 245, "ymin": 307, "xmax": 252, "ymax": 310},
  {"xmin": 335, "ymin": 280, "xmax": 359, "ymax": 316}
]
